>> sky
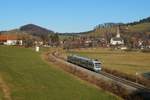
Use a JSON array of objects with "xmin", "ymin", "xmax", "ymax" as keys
[{"xmin": 0, "ymin": 0, "xmax": 150, "ymax": 33}]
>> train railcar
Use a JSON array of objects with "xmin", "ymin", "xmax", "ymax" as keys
[{"xmin": 67, "ymin": 55, "xmax": 101, "ymax": 72}]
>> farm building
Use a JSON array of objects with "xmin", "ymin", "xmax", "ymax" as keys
[{"xmin": 0, "ymin": 34, "xmax": 23, "ymax": 45}]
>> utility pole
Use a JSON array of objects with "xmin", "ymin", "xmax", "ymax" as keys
[{"xmin": 136, "ymin": 72, "xmax": 139, "ymax": 83}]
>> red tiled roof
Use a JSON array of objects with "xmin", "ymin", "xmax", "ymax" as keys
[{"xmin": 0, "ymin": 34, "xmax": 19, "ymax": 41}]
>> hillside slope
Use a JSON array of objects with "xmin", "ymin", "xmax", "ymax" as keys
[
  {"xmin": 87, "ymin": 22, "xmax": 150, "ymax": 37},
  {"xmin": 126, "ymin": 22, "xmax": 150, "ymax": 33},
  {"xmin": 79, "ymin": 17, "xmax": 150, "ymax": 37}
]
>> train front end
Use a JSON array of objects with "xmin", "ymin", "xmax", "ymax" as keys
[{"xmin": 93, "ymin": 61, "xmax": 102, "ymax": 72}]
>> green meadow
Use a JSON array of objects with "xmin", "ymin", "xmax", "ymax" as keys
[{"xmin": 0, "ymin": 46, "xmax": 118, "ymax": 100}]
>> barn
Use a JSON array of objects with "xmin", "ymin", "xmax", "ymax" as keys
[{"xmin": 0, "ymin": 34, "xmax": 23, "ymax": 45}]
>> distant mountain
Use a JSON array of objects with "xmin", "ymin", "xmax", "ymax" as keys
[
  {"xmin": 0, "ymin": 24, "xmax": 55, "ymax": 41},
  {"xmin": 20, "ymin": 24, "xmax": 54, "ymax": 37}
]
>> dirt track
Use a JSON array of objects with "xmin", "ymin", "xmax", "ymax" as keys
[{"xmin": 0, "ymin": 76, "xmax": 11, "ymax": 100}]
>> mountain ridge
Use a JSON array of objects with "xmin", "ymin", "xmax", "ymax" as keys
[
  {"xmin": 1, "ymin": 16, "xmax": 150, "ymax": 37},
  {"xmin": 20, "ymin": 24, "xmax": 54, "ymax": 36}
]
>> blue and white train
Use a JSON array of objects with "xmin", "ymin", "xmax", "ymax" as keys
[{"xmin": 67, "ymin": 55, "xmax": 102, "ymax": 72}]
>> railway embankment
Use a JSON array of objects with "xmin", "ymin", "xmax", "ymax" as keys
[{"xmin": 45, "ymin": 51, "xmax": 150, "ymax": 100}]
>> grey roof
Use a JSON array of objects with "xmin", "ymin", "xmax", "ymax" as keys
[
  {"xmin": 72, "ymin": 55, "xmax": 101, "ymax": 63},
  {"xmin": 112, "ymin": 37, "xmax": 123, "ymax": 41}
]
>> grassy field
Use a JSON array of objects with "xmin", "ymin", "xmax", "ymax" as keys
[
  {"xmin": 67, "ymin": 48, "xmax": 150, "ymax": 75},
  {"xmin": 0, "ymin": 46, "xmax": 118, "ymax": 100}
]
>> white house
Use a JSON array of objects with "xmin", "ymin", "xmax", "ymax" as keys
[
  {"xmin": 3, "ymin": 40, "xmax": 22, "ymax": 45},
  {"xmin": 110, "ymin": 27, "xmax": 124, "ymax": 45},
  {"xmin": 0, "ymin": 34, "xmax": 23, "ymax": 45}
]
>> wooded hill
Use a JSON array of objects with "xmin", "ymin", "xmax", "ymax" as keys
[
  {"xmin": 84, "ymin": 17, "xmax": 150, "ymax": 37},
  {"xmin": 0, "ymin": 24, "xmax": 55, "ymax": 41},
  {"xmin": 20, "ymin": 24, "xmax": 54, "ymax": 36}
]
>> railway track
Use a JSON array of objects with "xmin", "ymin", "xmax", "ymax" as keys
[
  {"xmin": 100, "ymin": 71, "xmax": 149, "ymax": 91},
  {"xmin": 51, "ymin": 51, "xmax": 150, "ymax": 97}
]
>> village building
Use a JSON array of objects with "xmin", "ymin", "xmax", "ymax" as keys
[
  {"xmin": 110, "ymin": 27, "xmax": 124, "ymax": 46},
  {"xmin": 0, "ymin": 34, "xmax": 23, "ymax": 45}
]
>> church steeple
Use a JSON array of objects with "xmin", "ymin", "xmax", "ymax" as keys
[{"xmin": 116, "ymin": 26, "xmax": 121, "ymax": 38}]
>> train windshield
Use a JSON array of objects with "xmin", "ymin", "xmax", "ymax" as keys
[{"xmin": 95, "ymin": 63, "xmax": 101, "ymax": 68}]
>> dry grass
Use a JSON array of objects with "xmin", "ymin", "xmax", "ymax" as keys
[
  {"xmin": 67, "ymin": 48, "xmax": 150, "ymax": 75},
  {"xmin": 66, "ymin": 48, "xmax": 150, "ymax": 88}
]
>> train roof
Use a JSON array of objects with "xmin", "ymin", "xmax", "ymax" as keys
[{"xmin": 70, "ymin": 55, "xmax": 101, "ymax": 63}]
